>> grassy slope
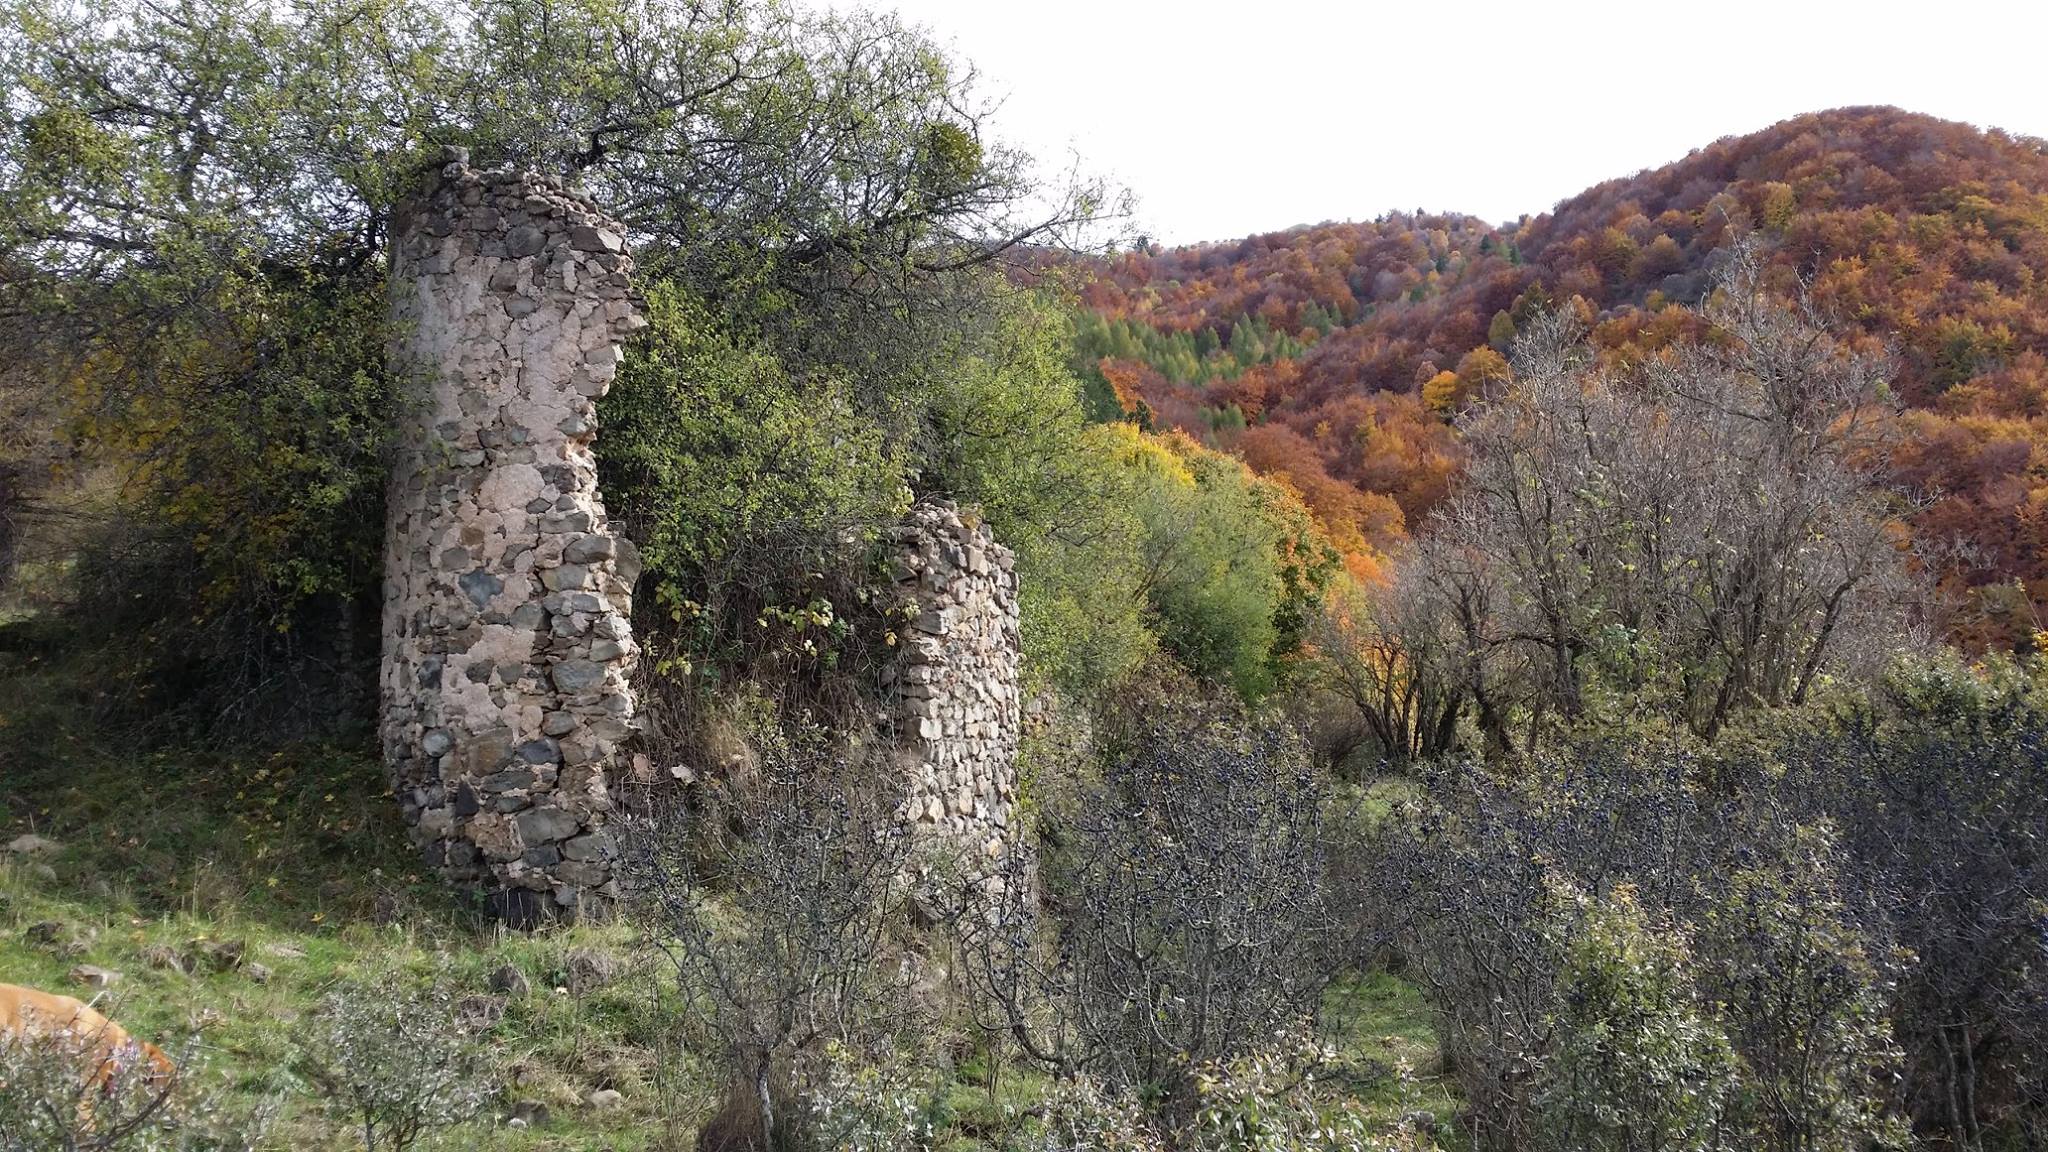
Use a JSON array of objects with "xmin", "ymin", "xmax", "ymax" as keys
[
  {"xmin": 0, "ymin": 621, "xmax": 1459, "ymax": 1149},
  {"xmin": 0, "ymin": 622, "xmax": 684, "ymax": 1149}
]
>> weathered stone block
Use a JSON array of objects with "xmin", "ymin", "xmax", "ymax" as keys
[
  {"xmin": 468, "ymin": 813, "xmax": 523, "ymax": 862},
  {"xmin": 540, "ymin": 564, "xmax": 589, "ymax": 591},
  {"xmin": 564, "ymin": 534, "xmax": 615, "ymax": 564},
  {"xmin": 458, "ymin": 569, "xmax": 503, "ymax": 609},
  {"xmin": 562, "ymin": 831, "xmax": 616, "ymax": 862},
  {"xmin": 480, "ymin": 766, "xmax": 535, "ymax": 793},
  {"xmin": 552, "ymin": 860, "xmax": 610, "ymax": 887},
  {"xmin": 570, "ymin": 226, "xmax": 624, "ymax": 253},
  {"xmin": 457, "ymin": 727, "xmax": 518, "ymax": 777},
  {"xmin": 505, "ymin": 225, "xmax": 546, "ymax": 257},
  {"xmin": 516, "ymin": 806, "xmax": 582, "ymax": 845},
  {"xmin": 516, "ymin": 738, "xmax": 562, "ymax": 764},
  {"xmin": 551, "ymin": 659, "xmax": 604, "ymax": 694}
]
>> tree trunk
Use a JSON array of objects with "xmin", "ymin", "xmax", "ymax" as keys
[{"xmin": 755, "ymin": 1056, "xmax": 776, "ymax": 1152}]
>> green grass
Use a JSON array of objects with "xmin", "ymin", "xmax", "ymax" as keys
[
  {"xmin": 0, "ymin": 555, "xmax": 74, "ymax": 625},
  {"xmin": 1322, "ymin": 971, "xmax": 1464, "ymax": 1140},
  {"xmin": 0, "ymin": 858, "xmax": 693, "ymax": 1149},
  {"xmin": 925, "ymin": 1054, "xmax": 1056, "ymax": 1151},
  {"xmin": 0, "ymin": 625, "xmax": 692, "ymax": 1149}
]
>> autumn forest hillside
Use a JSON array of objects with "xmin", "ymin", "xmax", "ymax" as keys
[{"xmin": 1070, "ymin": 107, "xmax": 2048, "ymax": 647}]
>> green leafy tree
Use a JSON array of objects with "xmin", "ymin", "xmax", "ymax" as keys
[
  {"xmin": 1118, "ymin": 431, "xmax": 1337, "ymax": 700},
  {"xmin": 1543, "ymin": 882, "xmax": 1738, "ymax": 1152},
  {"xmin": 1488, "ymin": 309, "xmax": 1519, "ymax": 352},
  {"xmin": 0, "ymin": 0, "xmax": 1127, "ymax": 726},
  {"xmin": 600, "ymin": 283, "xmax": 907, "ymax": 681}
]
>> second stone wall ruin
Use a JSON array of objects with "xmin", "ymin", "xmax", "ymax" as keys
[
  {"xmin": 380, "ymin": 151, "xmax": 645, "ymax": 922},
  {"xmin": 884, "ymin": 501, "xmax": 1022, "ymax": 860}
]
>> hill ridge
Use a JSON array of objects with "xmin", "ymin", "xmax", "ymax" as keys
[{"xmin": 1074, "ymin": 106, "xmax": 2048, "ymax": 648}]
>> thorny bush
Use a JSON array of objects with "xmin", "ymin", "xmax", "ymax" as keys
[
  {"xmin": 965, "ymin": 690, "xmax": 1368, "ymax": 1115},
  {"xmin": 1375, "ymin": 666, "xmax": 2046, "ymax": 1152},
  {"xmin": 638, "ymin": 718, "xmax": 924, "ymax": 1152}
]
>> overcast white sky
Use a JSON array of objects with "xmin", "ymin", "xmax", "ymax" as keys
[{"xmin": 832, "ymin": 0, "xmax": 2048, "ymax": 246}]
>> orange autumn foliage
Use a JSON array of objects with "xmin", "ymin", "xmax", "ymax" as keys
[{"xmin": 1067, "ymin": 107, "xmax": 2048, "ymax": 648}]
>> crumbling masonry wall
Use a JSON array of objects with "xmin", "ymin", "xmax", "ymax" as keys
[
  {"xmin": 884, "ymin": 501, "xmax": 1022, "ymax": 860},
  {"xmin": 381, "ymin": 152, "xmax": 646, "ymax": 921}
]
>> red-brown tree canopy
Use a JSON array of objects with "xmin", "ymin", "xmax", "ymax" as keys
[{"xmin": 1069, "ymin": 107, "xmax": 2048, "ymax": 648}]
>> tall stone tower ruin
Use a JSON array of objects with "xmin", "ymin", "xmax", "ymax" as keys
[
  {"xmin": 884, "ymin": 500, "xmax": 1022, "ymax": 862},
  {"xmin": 380, "ymin": 150, "xmax": 645, "ymax": 922}
]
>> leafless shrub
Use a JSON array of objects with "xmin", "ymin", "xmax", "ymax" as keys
[
  {"xmin": 963, "ymin": 693, "xmax": 1363, "ymax": 1115},
  {"xmin": 637, "ymin": 718, "xmax": 924, "ymax": 1151},
  {"xmin": 1341, "ymin": 240, "xmax": 1920, "ymax": 758}
]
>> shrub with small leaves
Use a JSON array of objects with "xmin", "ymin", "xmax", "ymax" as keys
[
  {"xmin": 1541, "ymin": 881, "xmax": 1738, "ymax": 1152},
  {"xmin": 1689, "ymin": 824, "xmax": 1909, "ymax": 1152},
  {"xmin": 1377, "ymin": 735, "xmax": 1915, "ymax": 1152},
  {"xmin": 1777, "ymin": 654, "xmax": 2048, "ymax": 1146},
  {"xmin": 1003, "ymin": 1034, "xmax": 1435, "ymax": 1152},
  {"xmin": 308, "ymin": 976, "xmax": 497, "ymax": 1151},
  {"xmin": 1184, "ymin": 1028, "xmax": 1434, "ymax": 1152},
  {"xmin": 795, "ymin": 1040, "xmax": 933, "ymax": 1152},
  {"xmin": 966, "ymin": 693, "xmax": 1352, "ymax": 1112},
  {"xmin": 1009, "ymin": 1077, "xmax": 1165, "ymax": 1152}
]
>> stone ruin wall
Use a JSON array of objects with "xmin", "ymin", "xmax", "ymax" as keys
[
  {"xmin": 380, "ymin": 150, "xmax": 646, "ymax": 922},
  {"xmin": 883, "ymin": 501, "xmax": 1022, "ymax": 862},
  {"xmin": 379, "ymin": 159, "xmax": 1028, "ymax": 916}
]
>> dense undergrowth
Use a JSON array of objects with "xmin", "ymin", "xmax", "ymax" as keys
[{"xmin": 0, "ymin": 626, "xmax": 1456, "ymax": 1150}]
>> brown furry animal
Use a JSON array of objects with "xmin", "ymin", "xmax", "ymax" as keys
[{"xmin": 0, "ymin": 982, "xmax": 175, "ymax": 1092}]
